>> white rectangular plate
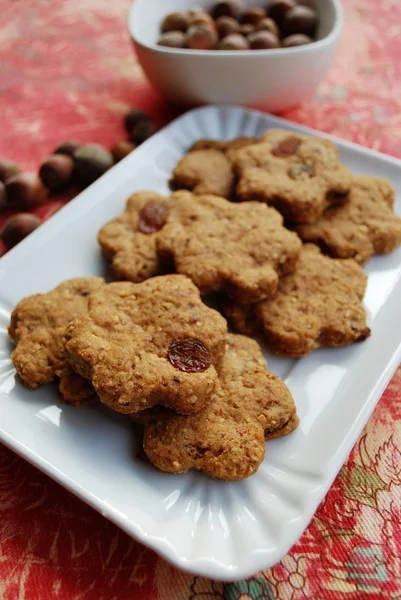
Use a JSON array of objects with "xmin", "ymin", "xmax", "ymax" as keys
[{"xmin": 1, "ymin": 106, "xmax": 401, "ymax": 582}]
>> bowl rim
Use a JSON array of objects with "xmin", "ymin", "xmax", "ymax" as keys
[{"xmin": 128, "ymin": 0, "xmax": 343, "ymax": 58}]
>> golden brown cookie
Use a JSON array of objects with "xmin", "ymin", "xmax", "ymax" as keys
[
  {"xmin": 234, "ymin": 129, "xmax": 352, "ymax": 223},
  {"xmin": 296, "ymin": 176, "xmax": 401, "ymax": 264},
  {"xmin": 190, "ymin": 136, "xmax": 260, "ymax": 161},
  {"xmin": 157, "ymin": 190, "xmax": 302, "ymax": 304},
  {"xmin": 225, "ymin": 244, "xmax": 370, "ymax": 357},
  {"xmin": 64, "ymin": 275, "xmax": 228, "ymax": 415},
  {"xmin": 133, "ymin": 334, "xmax": 298, "ymax": 480},
  {"xmin": 98, "ymin": 191, "xmax": 169, "ymax": 283},
  {"xmin": 170, "ymin": 148, "xmax": 234, "ymax": 198},
  {"xmin": 8, "ymin": 277, "xmax": 105, "ymax": 404}
]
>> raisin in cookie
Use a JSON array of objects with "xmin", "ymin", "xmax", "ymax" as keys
[
  {"xmin": 296, "ymin": 176, "xmax": 401, "ymax": 264},
  {"xmin": 225, "ymin": 244, "xmax": 370, "ymax": 357},
  {"xmin": 64, "ymin": 275, "xmax": 228, "ymax": 415},
  {"xmin": 133, "ymin": 334, "xmax": 298, "ymax": 480},
  {"xmin": 234, "ymin": 129, "xmax": 352, "ymax": 223},
  {"xmin": 157, "ymin": 191, "xmax": 302, "ymax": 304}
]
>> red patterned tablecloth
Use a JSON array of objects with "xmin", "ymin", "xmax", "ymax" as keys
[{"xmin": 1, "ymin": 1, "xmax": 401, "ymax": 598}]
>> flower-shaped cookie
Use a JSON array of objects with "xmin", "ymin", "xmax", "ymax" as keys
[
  {"xmin": 225, "ymin": 244, "xmax": 370, "ymax": 357},
  {"xmin": 157, "ymin": 191, "xmax": 302, "ymax": 304},
  {"xmin": 9, "ymin": 277, "xmax": 105, "ymax": 404},
  {"xmin": 133, "ymin": 334, "xmax": 298, "ymax": 480},
  {"xmin": 170, "ymin": 148, "xmax": 234, "ymax": 199},
  {"xmin": 64, "ymin": 275, "xmax": 228, "ymax": 415},
  {"xmin": 234, "ymin": 128, "xmax": 352, "ymax": 223},
  {"xmin": 190, "ymin": 136, "xmax": 260, "ymax": 161},
  {"xmin": 98, "ymin": 191, "xmax": 169, "ymax": 283},
  {"xmin": 296, "ymin": 176, "xmax": 401, "ymax": 264}
]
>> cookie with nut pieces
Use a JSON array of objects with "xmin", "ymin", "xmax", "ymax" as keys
[
  {"xmin": 64, "ymin": 275, "xmax": 228, "ymax": 415},
  {"xmin": 234, "ymin": 128, "xmax": 353, "ymax": 223},
  {"xmin": 296, "ymin": 176, "xmax": 401, "ymax": 264},
  {"xmin": 8, "ymin": 277, "xmax": 105, "ymax": 405},
  {"xmin": 156, "ymin": 190, "xmax": 302, "ymax": 304},
  {"xmin": 224, "ymin": 244, "xmax": 370, "ymax": 357},
  {"xmin": 98, "ymin": 191, "xmax": 169, "ymax": 283},
  {"xmin": 132, "ymin": 334, "xmax": 299, "ymax": 480}
]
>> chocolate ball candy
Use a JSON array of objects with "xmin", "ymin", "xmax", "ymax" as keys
[
  {"xmin": 73, "ymin": 144, "xmax": 114, "ymax": 187},
  {"xmin": 124, "ymin": 109, "xmax": 152, "ymax": 135},
  {"xmin": 217, "ymin": 33, "xmax": 250, "ymax": 50},
  {"xmin": 239, "ymin": 23, "xmax": 255, "ymax": 36},
  {"xmin": 242, "ymin": 8, "xmax": 266, "ymax": 25},
  {"xmin": 158, "ymin": 31, "xmax": 186, "ymax": 48},
  {"xmin": 282, "ymin": 33, "xmax": 313, "ymax": 47},
  {"xmin": 0, "ymin": 159, "xmax": 22, "ymax": 183},
  {"xmin": 39, "ymin": 154, "xmax": 74, "ymax": 192},
  {"xmin": 53, "ymin": 140, "xmax": 81, "ymax": 157},
  {"xmin": 5, "ymin": 173, "xmax": 48, "ymax": 209},
  {"xmin": 267, "ymin": 0, "xmax": 296, "ymax": 26},
  {"xmin": 111, "ymin": 140, "xmax": 136, "ymax": 163},
  {"xmin": 129, "ymin": 121, "xmax": 158, "ymax": 145},
  {"xmin": 0, "ymin": 182, "xmax": 5, "ymax": 210},
  {"xmin": 161, "ymin": 11, "xmax": 191, "ymax": 33},
  {"xmin": 283, "ymin": 5, "xmax": 318, "ymax": 36},
  {"xmin": 186, "ymin": 24, "xmax": 218, "ymax": 50},
  {"xmin": 216, "ymin": 16, "xmax": 240, "ymax": 38},
  {"xmin": 189, "ymin": 11, "xmax": 215, "ymax": 28},
  {"xmin": 248, "ymin": 31, "xmax": 280, "ymax": 49},
  {"xmin": 0, "ymin": 214, "xmax": 42, "ymax": 249},
  {"xmin": 211, "ymin": 0, "xmax": 242, "ymax": 20},
  {"xmin": 255, "ymin": 17, "xmax": 280, "ymax": 37}
]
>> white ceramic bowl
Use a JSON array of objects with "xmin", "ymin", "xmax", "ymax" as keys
[{"xmin": 128, "ymin": 0, "xmax": 343, "ymax": 112}]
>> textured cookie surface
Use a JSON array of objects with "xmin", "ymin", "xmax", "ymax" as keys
[
  {"xmin": 296, "ymin": 176, "xmax": 401, "ymax": 264},
  {"xmin": 8, "ymin": 277, "xmax": 105, "ymax": 404},
  {"xmin": 98, "ymin": 191, "xmax": 169, "ymax": 283},
  {"xmin": 234, "ymin": 128, "xmax": 352, "ymax": 223},
  {"xmin": 190, "ymin": 136, "xmax": 260, "ymax": 161},
  {"xmin": 64, "ymin": 275, "xmax": 228, "ymax": 415},
  {"xmin": 157, "ymin": 191, "xmax": 302, "ymax": 304},
  {"xmin": 225, "ymin": 244, "xmax": 370, "ymax": 357},
  {"xmin": 170, "ymin": 149, "xmax": 234, "ymax": 199},
  {"xmin": 133, "ymin": 334, "xmax": 298, "ymax": 480}
]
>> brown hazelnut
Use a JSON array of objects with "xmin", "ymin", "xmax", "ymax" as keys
[
  {"xmin": 0, "ymin": 159, "xmax": 22, "ymax": 183},
  {"xmin": 129, "ymin": 121, "xmax": 158, "ymax": 145},
  {"xmin": 211, "ymin": 0, "xmax": 242, "ymax": 20},
  {"xmin": 255, "ymin": 17, "xmax": 280, "ymax": 37},
  {"xmin": 267, "ymin": 0, "xmax": 296, "ymax": 26},
  {"xmin": 283, "ymin": 5, "xmax": 318, "ymax": 36},
  {"xmin": 186, "ymin": 24, "xmax": 218, "ymax": 50},
  {"xmin": 215, "ymin": 16, "xmax": 240, "ymax": 38},
  {"xmin": 0, "ymin": 182, "xmax": 5, "ymax": 210},
  {"xmin": 248, "ymin": 31, "xmax": 280, "ymax": 49},
  {"xmin": 73, "ymin": 144, "xmax": 114, "ymax": 187},
  {"xmin": 158, "ymin": 31, "xmax": 186, "ymax": 48},
  {"xmin": 242, "ymin": 8, "xmax": 266, "ymax": 25},
  {"xmin": 217, "ymin": 33, "xmax": 250, "ymax": 50},
  {"xmin": 39, "ymin": 154, "xmax": 74, "ymax": 192},
  {"xmin": 124, "ymin": 109, "xmax": 152, "ymax": 135},
  {"xmin": 189, "ymin": 11, "xmax": 215, "ymax": 28},
  {"xmin": 5, "ymin": 173, "xmax": 48, "ymax": 209},
  {"xmin": 281, "ymin": 33, "xmax": 313, "ymax": 47},
  {"xmin": 0, "ymin": 214, "xmax": 42, "ymax": 249},
  {"xmin": 111, "ymin": 140, "xmax": 136, "ymax": 163},
  {"xmin": 161, "ymin": 11, "xmax": 191, "ymax": 33},
  {"xmin": 239, "ymin": 23, "xmax": 255, "ymax": 36},
  {"xmin": 53, "ymin": 141, "xmax": 81, "ymax": 157}
]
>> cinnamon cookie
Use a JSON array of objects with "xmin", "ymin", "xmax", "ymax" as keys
[
  {"xmin": 8, "ymin": 277, "xmax": 105, "ymax": 404},
  {"xmin": 296, "ymin": 176, "xmax": 401, "ymax": 264},
  {"xmin": 98, "ymin": 191, "xmax": 169, "ymax": 283},
  {"xmin": 133, "ymin": 334, "xmax": 298, "ymax": 480},
  {"xmin": 170, "ymin": 148, "xmax": 234, "ymax": 198},
  {"xmin": 64, "ymin": 275, "xmax": 228, "ymax": 415},
  {"xmin": 225, "ymin": 244, "xmax": 370, "ymax": 357},
  {"xmin": 234, "ymin": 129, "xmax": 352, "ymax": 223},
  {"xmin": 157, "ymin": 191, "xmax": 302, "ymax": 303}
]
